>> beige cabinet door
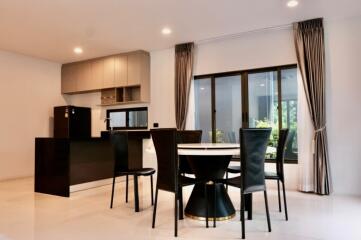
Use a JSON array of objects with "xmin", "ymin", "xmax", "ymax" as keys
[
  {"xmin": 61, "ymin": 64, "xmax": 77, "ymax": 93},
  {"xmin": 76, "ymin": 61, "xmax": 93, "ymax": 91},
  {"xmin": 114, "ymin": 54, "xmax": 128, "ymax": 87},
  {"xmin": 91, "ymin": 59, "xmax": 104, "ymax": 90},
  {"xmin": 127, "ymin": 51, "xmax": 142, "ymax": 86},
  {"xmin": 103, "ymin": 57, "xmax": 115, "ymax": 88}
]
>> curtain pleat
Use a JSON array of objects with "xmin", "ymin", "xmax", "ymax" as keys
[
  {"xmin": 293, "ymin": 18, "xmax": 332, "ymax": 195},
  {"xmin": 175, "ymin": 42, "xmax": 194, "ymax": 130}
]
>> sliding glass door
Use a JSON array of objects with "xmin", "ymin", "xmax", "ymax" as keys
[{"xmin": 193, "ymin": 65, "xmax": 298, "ymax": 162}]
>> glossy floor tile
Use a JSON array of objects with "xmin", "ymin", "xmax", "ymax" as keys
[{"xmin": 0, "ymin": 177, "xmax": 360, "ymax": 240}]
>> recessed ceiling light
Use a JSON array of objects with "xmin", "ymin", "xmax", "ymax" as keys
[
  {"xmin": 73, "ymin": 47, "xmax": 83, "ymax": 54},
  {"xmin": 161, "ymin": 27, "xmax": 172, "ymax": 35},
  {"xmin": 260, "ymin": 84, "xmax": 265, "ymax": 87},
  {"xmin": 287, "ymin": 0, "xmax": 299, "ymax": 8}
]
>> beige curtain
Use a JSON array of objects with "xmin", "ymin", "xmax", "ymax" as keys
[
  {"xmin": 175, "ymin": 42, "xmax": 194, "ymax": 130},
  {"xmin": 293, "ymin": 18, "xmax": 332, "ymax": 195}
]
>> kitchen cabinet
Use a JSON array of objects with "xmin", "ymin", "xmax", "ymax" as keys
[
  {"xmin": 61, "ymin": 50, "xmax": 150, "ymax": 105},
  {"xmin": 90, "ymin": 59, "xmax": 103, "ymax": 90},
  {"xmin": 103, "ymin": 56, "xmax": 115, "ymax": 88},
  {"xmin": 114, "ymin": 54, "xmax": 127, "ymax": 87}
]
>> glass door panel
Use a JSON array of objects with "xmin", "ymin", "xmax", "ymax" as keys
[
  {"xmin": 215, "ymin": 75, "xmax": 242, "ymax": 143},
  {"xmin": 194, "ymin": 78, "xmax": 212, "ymax": 142},
  {"xmin": 248, "ymin": 71, "xmax": 278, "ymax": 158},
  {"xmin": 281, "ymin": 68, "xmax": 298, "ymax": 160}
]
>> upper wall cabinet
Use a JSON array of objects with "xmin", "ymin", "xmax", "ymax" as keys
[
  {"xmin": 114, "ymin": 54, "xmax": 127, "ymax": 87},
  {"xmin": 61, "ymin": 61, "xmax": 92, "ymax": 93},
  {"xmin": 61, "ymin": 51, "xmax": 150, "ymax": 103},
  {"xmin": 127, "ymin": 51, "xmax": 148, "ymax": 86},
  {"xmin": 103, "ymin": 56, "xmax": 115, "ymax": 88}
]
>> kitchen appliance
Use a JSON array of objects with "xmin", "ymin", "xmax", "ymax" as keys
[{"xmin": 54, "ymin": 106, "xmax": 91, "ymax": 138}]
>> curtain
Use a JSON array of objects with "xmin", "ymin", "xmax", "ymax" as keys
[
  {"xmin": 175, "ymin": 42, "xmax": 195, "ymax": 130},
  {"xmin": 297, "ymin": 68, "xmax": 315, "ymax": 192},
  {"xmin": 293, "ymin": 18, "xmax": 332, "ymax": 195}
]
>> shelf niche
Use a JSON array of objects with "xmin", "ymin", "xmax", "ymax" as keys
[
  {"xmin": 124, "ymin": 86, "xmax": 140, "ymax": 102},
  {"xmin": 100, "ymin": 86, "xmax": 141, "ymax": 106}
]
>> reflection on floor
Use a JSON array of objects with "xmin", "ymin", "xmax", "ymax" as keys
[{"xmin": 0, "ymin": 177, "xmax": 360, "ymax": 240}]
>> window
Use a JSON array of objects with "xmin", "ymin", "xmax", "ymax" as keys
[
  {"xmin": 106, "ymin": 107, "xmax": 148, "ymax": 130},
  {"xmin": 193, "ymin": 65, "xmax": 298, "ymax": 163}
]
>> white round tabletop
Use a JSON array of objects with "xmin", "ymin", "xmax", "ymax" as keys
[{"xmin": 178, "ymin": 143, "xmax": 239, "ymax": 156}]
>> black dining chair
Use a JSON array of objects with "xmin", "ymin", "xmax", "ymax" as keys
[
  {"xmin": 224, "ymin": 128, "xmax": 272, "ymax": 239},
  {"xmin": 176, "ymin": 130, "xmax": 202, "ymax": 220},
  {"xmin": 110, "ymin": 131, "xmax": 156, "ymax": 212},
  {"xmin": 151, "ymin": 128, "xmax": 200, "ymax": 237},
  {"xmin": 265, "ymin": 129, "xmax": 289, "ymax": 221}
]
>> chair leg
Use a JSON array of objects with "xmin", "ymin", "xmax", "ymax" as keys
[
  {"xmin": 174, "ymin": 192, "xmax": 178, "ymax": 237},
  {"xmin": 152, "ymin": 187, "xmax": 159, "ymax": 228},
  {"xmin": 282, "ymin": 181, "xmax": 289, "ymax": 221},
  {"xmin": 134, "ymin": 175, "xmax": 139, "ymax": 212},
  {"xmin": 213, "ymin": 183, "xmax": 216, "ymax": 228},
  {"xmin": 150, "ymin": 175, "xmax": 154, "ymax": 206},
  {"xmin": 179, "ymin": 186, "xmax": 184, "ymax": 220},
  {"xmin": 110, "ymin": 175, "xmax": 116, "ymax": 209},
  {"xmin": 245, "ymin": 194, "xmax": 253, "ymax": 220},
  {"xmin": 125, "ymin": 175, "xmax": 129, "ymax": 203},
  {"xmin": 205, "ymin": 184, "xmax": 209, "ymax": 228},
  {"xmin": 241, "ymin": 192, "xmax": 245, "ymax": 239},
  {"xmin": 277, "ymin": 179, "xmax": 282, "ymax": 212},
  {"xmin": 264, "ymin": 190, "xmax": 272, "ymax": 232}
]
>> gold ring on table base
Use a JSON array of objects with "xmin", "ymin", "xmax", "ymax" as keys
[{"xmin": 185, "ymin": 213, "xmax": 235, "ymax": 221}]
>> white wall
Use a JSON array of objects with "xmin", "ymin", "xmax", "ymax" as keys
[
  {"xmin": 194, "ymin": 28, "xmax": 296, "ymax": 75},
  {"xmin": 0, "ymin": 50, "xmax": 66, "ymax": 180},
  {"xmin": 325, "ymin": 16, "xmax": 361, "ymax": 195}
]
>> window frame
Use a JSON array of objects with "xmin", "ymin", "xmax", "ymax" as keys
[
  {"xmin": 106, "ymin": 107, "xmax": 148, "ymax": 130},
  {"xmin": 194, "ymin": 64, "xmax": 298, "ymax": 164}
]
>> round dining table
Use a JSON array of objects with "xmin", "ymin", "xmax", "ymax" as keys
[{"xmin": 178, "ymin": 143, "xmax": 239, "ymax": 221}]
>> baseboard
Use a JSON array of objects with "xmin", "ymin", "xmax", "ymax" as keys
[{"xmin": 70, "ymin": 176, "xmax": 132, "ymax": 193}]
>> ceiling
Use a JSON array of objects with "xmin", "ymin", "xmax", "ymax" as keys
[{"xmin": 0, "ymin": 0, "xmax": 360, "ymax": 63}]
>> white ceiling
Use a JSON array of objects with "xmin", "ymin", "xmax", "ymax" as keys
[{"xmin": 0, "ymin": 0, "xmax": 360, "ymax": 63}]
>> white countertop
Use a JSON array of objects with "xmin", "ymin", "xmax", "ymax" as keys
[
  {"xmin": 178, "ymin": 143, "xmax": 239, "ymax": 149},
  {"xmin": 178, "ymin": 143, "xmax": 239, "ymax": 156}
]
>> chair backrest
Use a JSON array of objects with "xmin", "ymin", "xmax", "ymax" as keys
[
  {"xmin": 276, "ymin": 129, "xmax": 290, "ymax": 179},
  {"xmin": 177, "ymin": 130, "xmax": 202, "ymax": 143},
  {"xmin": 151, "ymin": 128, "xmax": 178, "ymax": 193},
  {"xmin": 285, "ymin": 129, "xmax": 297, "ymax": 160},
  {"xmin": 111, "ymin": 131, "xmax": 129, "ymax": 173},
  {"xmin": 240, "ymin": 128, "xmax": 272, "ymax": 194},
  {"xmin": 177, "ymin": 130, "xmax": 202, "ymax": 174}
]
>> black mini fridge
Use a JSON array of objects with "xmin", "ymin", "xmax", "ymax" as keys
[{"xmin": 54, "ymin": 106, "xmax": 91, "ymax": 138}]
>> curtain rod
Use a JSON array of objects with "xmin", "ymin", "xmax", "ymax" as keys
[{"xmin": 195, "ymin": 23, "xmax": 293, "ymax": 45}]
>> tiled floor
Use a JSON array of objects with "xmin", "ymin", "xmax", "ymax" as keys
[{"xmin": 0, "ymin": 177, "xmax": 360, "ymax": 240}]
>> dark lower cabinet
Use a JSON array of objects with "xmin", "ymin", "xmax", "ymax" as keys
[
  {"xmin": 35, "ymin": 131, "xmax": 150, "ymax": 197},
  {"xmin": 35, "ymin": 138, "xmax": 114, "ymax": 197}
]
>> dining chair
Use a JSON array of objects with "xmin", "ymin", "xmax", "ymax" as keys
[
  {"xmin": 228, "ymin": 129, "xmax": 290, "ymax": 220},
  {"xmin": 265, "ymin": 128, "xmax": 289, "ymax": 220},
  {"xmin": 110, "ymin": 131, "xmax": 156, "ymax": 212},
  {"xmin": 223, "ymin": 128, "xmax": 272, "ymax": 239},
  {"xmin": 176, "ymin": 130, "xmax": 202, "ymax": 220},
  {"xmin": 150, "ymin": 128, "xmax": 199, "ymax": 237}
]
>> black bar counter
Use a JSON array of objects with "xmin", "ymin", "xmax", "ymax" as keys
[{"xmin": 35, "ymin": 131, "xmax": 150, "ymax": 197}]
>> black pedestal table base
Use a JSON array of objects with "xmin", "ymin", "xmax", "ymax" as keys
[{"xmin": 184, "ymin": 155, "xmax": 236, "ymax": 221}]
